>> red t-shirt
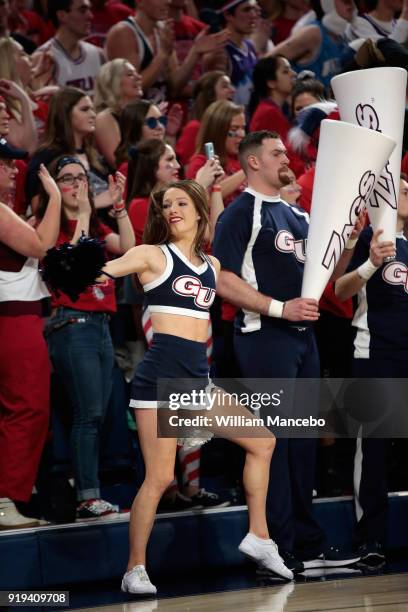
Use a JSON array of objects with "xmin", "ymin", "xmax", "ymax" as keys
[
  {"xmin": 175, "ymin": 119, "xmax": 200, "ymax": 168},
  {"xmin": 118, "ymin": 161, "xmax": 128, "ymax": 178},
  {"xmin": 186, "ymin": 153, "xmax": 246, "ymax": 206},
  {"xmin": 174, "ymin": 16, "xmax": 205, "ymax": 81},
  {"xmin": 128, "ymin": 196, "xmax": 150, "ymax": 246},
  {"xmin": 271, "ymin": 16, "xmax": 296, "ymax": 44},
  {"xmin": 51, "ymin": 220, "xmax": 116, "ymax": 313},
  {"xmin": 86, "ymin": 2, "xmax": 134, "ymax": 48},
  {"xmin": 39, "ymin": 20, "xmax": 55, "ymax": 45},
  {"xmin": 33, "ymin": 99, "xmax": 49, "ymax": 142},
  {"xmin": 249, "ymin": 99, "xmax": 304, "ymax": 176},
  {"xmin": 287, "ymin": 148, "xmax": 305, "ymax": 178},
  {"xmin": 249, "ymin": 99, "xmax": 291, "ymax": 141},
  {"xmin": 298, "ymin": 166, "xmax": 352, "ymax": 319},
  {"xmin": 298, "ymin": 167, "xmax": 314, "ymax": 214},
  {"xmin": 172, "ymin": 15, "xmax": 206, "ymax": 122},
  {"xmin": 9, "ymin": 9, "xmax": 48, "ymax": 46},
  {"xmin": 402, "ymin": 151, "xmax": 408, "ymax": 175}
]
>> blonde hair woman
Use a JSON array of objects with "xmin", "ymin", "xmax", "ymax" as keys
[
  {"xmin": 94, "ymin": 59, "xmax": 143, "ymax": 168},
  {"xmin": 0, "ymin": 37, "xmax": 41, "ymax": 153}
]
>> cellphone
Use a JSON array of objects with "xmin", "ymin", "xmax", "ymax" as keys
[{"xmin": 204, "ymin": 142, "xmax": 215, "ymax": 160}]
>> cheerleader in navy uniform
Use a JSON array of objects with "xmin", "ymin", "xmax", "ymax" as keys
[{"xmin": 98, "ymin": 179, "xmax": 293, "ymax": 595}]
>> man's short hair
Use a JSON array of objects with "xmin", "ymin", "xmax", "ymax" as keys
[
  {"xmin": 219, "ymin": 0, "xmax": 253, "ymax": 25},
  {"xmin": 238, "ymin": 130, "xmax": 281, "ymax": 173},
  {"xmin": 48, "ymin": 0, "xmax": 74, "ymax": 28}
]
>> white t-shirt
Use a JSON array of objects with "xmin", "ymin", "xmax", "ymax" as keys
[
  {"xmin": 0, "ymin": 258, "xmax": 49, "ymax": 303},
  {"xmin": 346, "ymin": 13, "xmax": 408, "ymax": 46},
  {"xmin": 36, "ymin": 38, "xmax": 105, "ymax": 96}
]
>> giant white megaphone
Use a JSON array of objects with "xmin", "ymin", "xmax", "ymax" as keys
[
  {"xmin": 331, "ymin": 67, "xmax": 407, "ymax": 245},
  {"xmin": 301, "ymin": 120, "xmax": 395, "ymax": 301}
]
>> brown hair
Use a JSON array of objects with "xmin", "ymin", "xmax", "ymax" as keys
[
  {"xmin": 195, "ymin": 100, "xmax": 245, "ymax": 166},
  {"xmin": 126, "ymin": 138, "xmax": 167, "ymax": 203},
  {"xmin": 37, "ymin": 155, "xmax": 102, "ymax": 238},
  {"xmin": 192, "ymin": 70, "xmax": 226, "ymax": 121},
  {"xmin": 248, "ymin": 55, "xmax": 287, "ymax": 118},
  {"xmin": 291, "ymin": 77, "xmax": 325, "ymax": 117},
  {"xmin": 39, "ymin": 87, "xmax": 101, "ymax": 171},
  {"xmin": 115, "ymin": 99, "xmax": 152, "ymax": 165},
  {"xmin": 238, "ymin": 130, "xmax": 281, "ymax": 174},
  {"xmin": 143, "ymin": 180, "xmax": 209, "ymax": 255}
]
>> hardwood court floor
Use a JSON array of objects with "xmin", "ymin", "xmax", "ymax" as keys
[{"xmin": 73, "ymin": 572, "xmax": 408, "ymax": 612}]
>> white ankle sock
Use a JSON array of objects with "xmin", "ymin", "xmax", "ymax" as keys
[
  {"xmin": 128, "ymin": 564, "xmax": 145, "ymax": 572},
  {"xmin": 248, "ymin": 533, "xmax": 273, "ymax": 545}
]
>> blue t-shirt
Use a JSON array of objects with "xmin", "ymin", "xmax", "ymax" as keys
[
  {"xmin": 349, "ymin": 227, "xmax": 408, "ymax": 360},
  {"xmin": 213, "ymin": 188, "xmax": 309, "ymax": 333},
  {"xmin": 293, "ymin": 22, "xmax": 353, "ymax": 88},
  {"xmin": 226, "ymin": 39, "xmax": 257, "ymax": 107}
]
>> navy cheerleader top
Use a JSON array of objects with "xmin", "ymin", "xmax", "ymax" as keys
[{"xmin": 143, "ymin": 243, "xmax": 217, "ymax": 320}]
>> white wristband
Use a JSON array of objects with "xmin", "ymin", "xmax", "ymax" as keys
[
  {"xmin": 357, "ymin": 258, "xmax": 379, "ymax": 281},
  {"xmin": 345, "ymin": 236, "xmax": 358, "ymax": 249},
  {"xmin": 268, "ymin": 299, "xmax": 285, "ymax": 318}
]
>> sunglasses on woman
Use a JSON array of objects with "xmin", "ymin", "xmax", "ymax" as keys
[{"xmin": 144, "ymin": 116, "xmax": 168, "ymax": 130}]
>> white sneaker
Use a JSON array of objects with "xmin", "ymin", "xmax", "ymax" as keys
[
  {"xmin": 121, "ymin": 565, "xmax": 157, "ymax": 595},
  {"xmin": 239, "ymin": 533, "xmax": 294, "ymax": 581},
  {"xmin": 0, "ymin": 498, "xmax": 40, "ymax": 530}
]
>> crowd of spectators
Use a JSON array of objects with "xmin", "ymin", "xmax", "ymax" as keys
[{"xmin": 0, "ymin": 0, "xmax": 407, "ymax": 570}]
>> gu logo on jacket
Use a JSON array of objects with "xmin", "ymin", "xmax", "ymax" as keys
[
  {"xmin": 275, "ymin": 230, "xmax": 307, "ymax": 263},
  {"xmin": 382, "ymin": 261, "xmax": 408, "ymax": 293},
  {"xmin": 172, "ymin": 275, "xmax": 216, "ymax": 309}
]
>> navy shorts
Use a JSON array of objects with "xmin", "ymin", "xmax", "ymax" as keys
[{"xmin": 130, "ymin": 333, "xmax": 210, "ymax": 409}]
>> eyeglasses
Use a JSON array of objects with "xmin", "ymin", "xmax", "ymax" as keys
[
  {"xmin": 144, "ymin": 116, "xmax": 168, "ymax": 130},
  {"xmin": 56, "ymin": 173, "xmax": 88, "ymax": 186},
  {"xmin": 227, "ymin": 128, "xmax": 246, "ymax": 138}
]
